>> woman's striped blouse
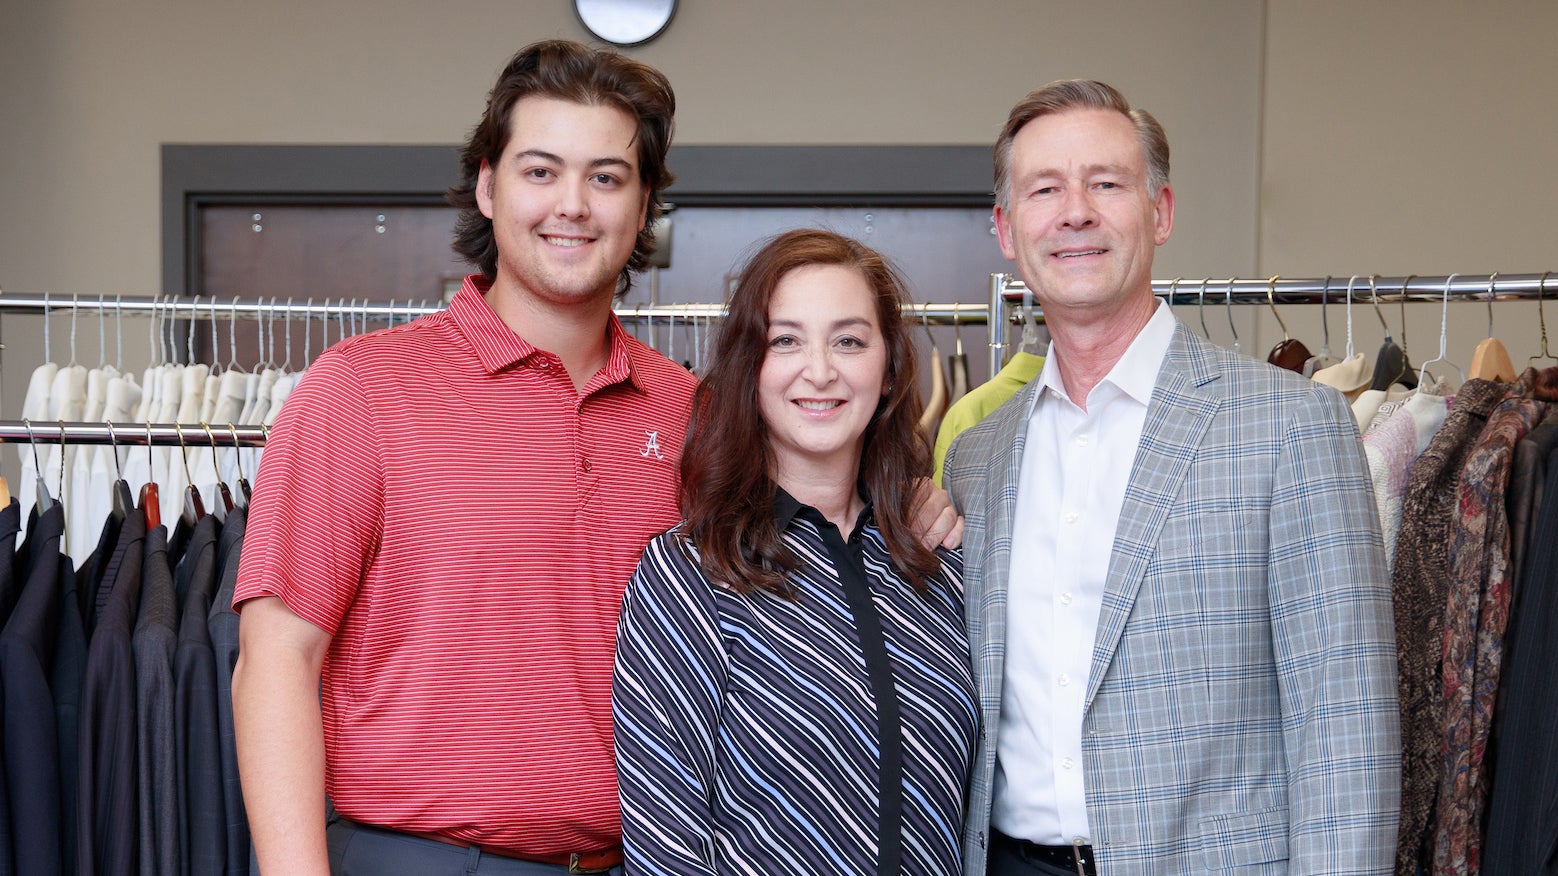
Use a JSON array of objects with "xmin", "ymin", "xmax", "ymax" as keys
[{"xmin": 614, "ymin": 492, "xmax": 978, "ymax": 875}]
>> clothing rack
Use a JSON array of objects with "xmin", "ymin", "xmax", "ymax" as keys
[
  {"xmin": 0, "ymin": 421, "xmax": 267, "ymax": 447},
  {"xmin": 987, "ymin": 271, "xmax": 1558, "ymax": 377},
  {"xmin": 0, "ymin": 289, "xmax": 992, "ymax": 327}
]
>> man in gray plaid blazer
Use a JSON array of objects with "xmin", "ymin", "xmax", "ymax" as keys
[{"xmin": 943, "ymin": 80, "xmax": 1399, "ymax": 875}]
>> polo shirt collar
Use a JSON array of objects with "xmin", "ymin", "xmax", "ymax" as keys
[{"xmin": 449, "ymin": 274, "xmax": 646, "ymax": 391}]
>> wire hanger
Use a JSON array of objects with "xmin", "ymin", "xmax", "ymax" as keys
[
  {"xmin": 42, "ymin": 290, "xmax": 52, "ymax": 364},
  {"xmin": 1368, "ymin": 275, "xmax": 1415, "ymax": 391},
  {"xmin": 1530, "ymin": 271, "xmax": 1557, "ymax": 365},
  {"xmin": 228, "ymin": 296, "xmax": 245, "ymax": 373},
  {"xmin": 1343, "ymin": 275, "xmax": 1358, "ymax": 359},
  {"xmin": 1197, "ymin": 278, "xmax": 1211, "ymax": 338},
  {"xmin": 1223, "ymin": 277, "xmax": 1240, "ymax": 352},
  {"xmin": 228, "ymin": 422, "xmax": 252, "ymax": 506},
  {"xmin": 22, "ymin": 419, "xmax": 55, "ymax": 511},
  {"xmin": 201, "ymin": 422, "xmax": 235, "ymax": 516},
  {"xmin": 105, "ymin": 419, "xmax": 133, "ymax": 518},
  {"xmin": 68, "ymin": 293, "xmax": 79, "ymax": 367},
  {"xmin": 1018, "ymin": 284, "xmax": 1040, "ymax": 353},
  {"xmin": 174, "ymin": 423, "xmax": 206, "ymax": 526},
  {"xmin": 1319, "ymin": 275, "xmax": 1333, "ymax": 360},
  {"xmin": 1417, "ymin": 273, "xmax": 1464, "ymax": 391},
  {"xmin": 97, "ymin": 291, "xmax": 108, "ymax": 370}
]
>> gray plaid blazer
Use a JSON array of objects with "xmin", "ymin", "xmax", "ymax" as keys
[{"xmin": 944, "ymin": 324, "xmax": 1400, "ymax": 875}]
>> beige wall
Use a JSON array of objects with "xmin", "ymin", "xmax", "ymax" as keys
[
  {"xmin": 3, "ymin": 0, "xmax": 1556, "ymax": 423},
  {"xmin": 1249, "ymin": 0, "xmax": 1558, "ymax": 363}
]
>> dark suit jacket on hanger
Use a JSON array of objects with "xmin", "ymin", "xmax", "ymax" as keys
[
  {"xmin": 173, "ymin": 514, "xmax": 224, "ymax": 874},
  {"xmin": 208, "ymin": 506, "xmax": 248, "ymax": 875},
  {"xmin": 134, "ymin": 525, "xmax": 179, "ymax": 876},
  {"xmin": 1482, "ymin": 438, "xmax": 1558, "ymax": 875},
  {"xmin": 78, "ymin": 508, "xmax": 147, "ymax": 876},
  {"xmin": 0, "ymin": 502, "xmax": 66, "ymax": 875}
]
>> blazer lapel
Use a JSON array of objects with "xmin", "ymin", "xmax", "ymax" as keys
[{"xmin": 1084, "ymin": 326, "xmax": 1223, "ymax": 712}]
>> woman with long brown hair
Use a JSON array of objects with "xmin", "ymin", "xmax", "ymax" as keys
[{"xmin": 614, "ymin": 229, "xmax": 977, "ymax": 875}]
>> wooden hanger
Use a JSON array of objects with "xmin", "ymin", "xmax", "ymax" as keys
[
  {"xmin": 138, "ymin": 422, "xmax": 160, "ymax": 530},
  {"xmin": 1468, "ymin": 272, "xmax": 1517, "ymax": 382},
  {"xmin": 1264, "ymin": 276, "xmax": 1313, "ymax": 373}
]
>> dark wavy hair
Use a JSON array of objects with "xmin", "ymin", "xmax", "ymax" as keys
[
  {"xmin": 446, "ymin": 39, "xmax": 676, "ymax": 295},
  {"xmin": 679, "ymin": 229, "xmax": 938, "ymax": 596}
]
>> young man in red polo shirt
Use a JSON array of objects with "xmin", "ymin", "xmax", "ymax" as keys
[
  {"xmin": 232, "ymin": 39, "xmax": 960, "ymax": 876},
  {"xmin": 231, "ymin": 40, "xmax": 689, "ymax": 875}
]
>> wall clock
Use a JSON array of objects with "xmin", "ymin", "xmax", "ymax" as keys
[{"xmin": 574, "ymin": 0, "xmax": 677, "ymax": 47}]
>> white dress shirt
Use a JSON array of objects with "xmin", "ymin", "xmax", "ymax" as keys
[{"xmin": 991, "ymin": 301, "xmax": 1176, "ymax": 845}]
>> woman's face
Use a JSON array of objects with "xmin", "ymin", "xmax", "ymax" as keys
[{"xmin": 758, "ymin": 264, "xmax": 889, "ymax": 484}]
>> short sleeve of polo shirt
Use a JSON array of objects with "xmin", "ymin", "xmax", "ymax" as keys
[{"xmin": 233, "ymin": 348, "xmax": 385, "ymax": 635}]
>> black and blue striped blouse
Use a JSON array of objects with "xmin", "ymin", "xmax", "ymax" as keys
[{"xmin": 614, "ymin": 491, "xmax": 978, "ymax": 875}]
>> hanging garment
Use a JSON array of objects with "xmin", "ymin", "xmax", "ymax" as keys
[
  {"xmin": 1481, "ymin": 433, "xmax": 1558, "ymax": 875},
  {"xmin": 133, "ymin": 525, "xmax": 178, "ymax": 876},
  {"xmin": 1312, "ymin": 353, "xmax": 1371, "ymax": 402},
  {"xmin": 1363, "ymin": 391, "xmax": 1449, "ymax": 574},
  {"xmin": 206, "ymin": 506, "xmax": 248, "ymax": 876},
  {"xmin": 0, "ymin": 500, "xmax": 20, "ymax": 628},
  {"xmin": 1390, "ymin": 378, "xmax": 1506, "ymax": 876},
  {"xmin": 931, "ymin": 351, "xmax": 1044, "ymax": 487},
  {"xmin": 1503, "ymin": 416, "xmax": 1558, "ymax": 593},
  {"xmin": 1371, "ymin": 340, "xmax": 1418, "ymax": 392},
  {"xmin": 0, "ymin": 502, "xmax": 67, "ymax": 875},
  {"xmin": 172, "ymin": 515, "xmax": 225, "ymax": 875},
  {"xmin": 77, "ymin": 506, "xmax": 147, "ymax": 876},
  {"xmin": 54, "ymin": 531, "xmax": 91, "ymax": 876},
  {"xmin": 1435, "ymin": 367, "xmax": 1558, "ymax": 876}
]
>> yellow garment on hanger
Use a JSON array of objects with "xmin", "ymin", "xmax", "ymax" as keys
[{"xmin": 932, "ymin": 352, "xmax": 1044, "ymax": 486}]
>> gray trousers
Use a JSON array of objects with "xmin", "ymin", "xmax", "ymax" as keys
[{"xmin": 323, "ymin": 819, "xmax": 624, "ymax": 876}]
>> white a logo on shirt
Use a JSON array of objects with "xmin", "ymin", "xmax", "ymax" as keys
[{"xmin": 640, "ymin": 430, "xmax": 664, "ymax": 460}]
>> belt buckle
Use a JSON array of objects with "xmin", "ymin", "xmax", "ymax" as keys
[{"xmin": 568, "ymin": 853, "xmax": 612, "ymax": 874}]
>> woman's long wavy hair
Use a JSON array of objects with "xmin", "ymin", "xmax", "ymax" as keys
[{"xmin": 679, "ymin": 229, "xmax": 938, "ymax": 596}]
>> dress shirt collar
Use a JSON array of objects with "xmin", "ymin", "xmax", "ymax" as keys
[
  {"xmin": 1031, "ymin": 298, "xmax": 1176, "ymax": 413},
  {"xmin": 449, "ymin": 274, "xmax": 644, "ymax": 391}
]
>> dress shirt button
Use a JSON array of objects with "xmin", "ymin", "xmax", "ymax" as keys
[
  {"xmin": 1076, "ymin": 435, "xmax": 1089, "ymax": 446},
  {"xmin": 581, "ymin": 458, "xmax": 592, "ymax": 473},
  {"xmin": 1059, "ymin": 592, "xmax": 1073, "ymax": 606},
  {"xmin": 1062, "ymin": 757, "xmax": 1074, "ymax": 770},
  {"xmin": 538, "ymin": 359, "xmax": 550, "ymax": 369},
  {"xmin": 1057, "ymin": 674, "xmax": 1070, "ymax": 687},
  {"xmin": 1064, "ymin": 512, "xmax": 1079, "ymax": 524}
]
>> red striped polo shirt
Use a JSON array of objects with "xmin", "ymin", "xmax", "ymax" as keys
[{"xmin": 234, "ymin": 276, "xmax": 696, "ymax": 857}]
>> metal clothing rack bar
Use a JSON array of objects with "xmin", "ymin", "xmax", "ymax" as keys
[
  {"xmin": 990, "ymin": 271, "xmax": 1557, "ymax": 377},
  {"xmin": 0, "ymin": 421, "xmax": 267, "ymax": 447},
  {"xmin": 0, "ymin": 290, "xmax": 994, "ymax": 328},
  {"xmin": 997, "ymin": 272, "xmax": 1557, "ymax": 307}
]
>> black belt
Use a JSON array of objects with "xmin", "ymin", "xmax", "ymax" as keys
[{"xmin": 993, "ymin": 829, "xmax": 1097, "ymax": 876}]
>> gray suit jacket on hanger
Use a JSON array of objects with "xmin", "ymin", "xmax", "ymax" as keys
[{"xmin": 945, "ymin": 323, "xmax": 1400, "ymax": 875}]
